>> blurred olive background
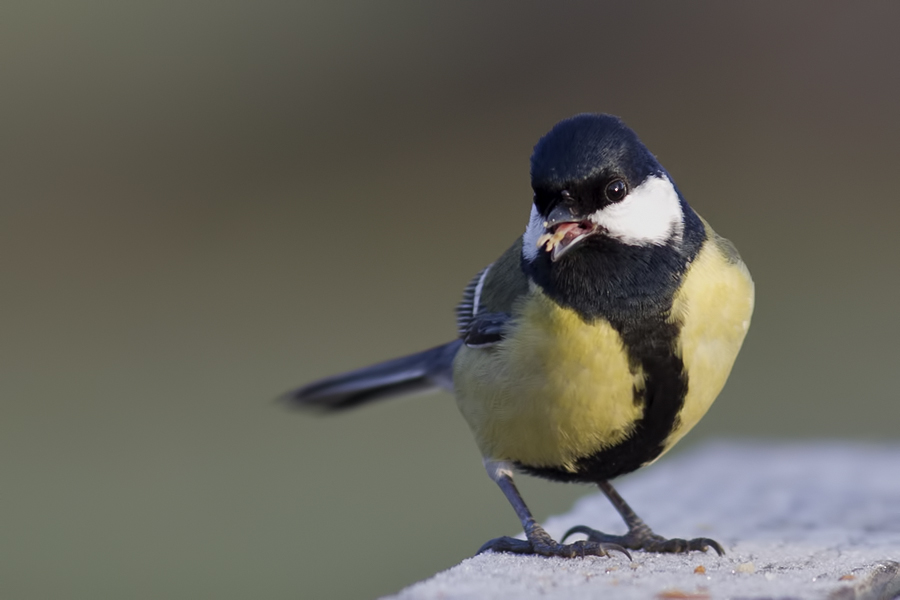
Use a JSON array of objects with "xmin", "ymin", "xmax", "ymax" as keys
[{"xmin": 2, "ymin": 1, "xmax": 899, "ymax": 598}]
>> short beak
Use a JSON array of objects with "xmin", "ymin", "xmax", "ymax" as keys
[{"xmin": 537, "ymin": 205, "xmax": 599, "ymax": 262}]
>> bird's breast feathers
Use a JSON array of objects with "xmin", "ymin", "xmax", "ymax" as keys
[
  {"xmin": 662, "ymin": 232, "xmax": 754, "ymax": 453},
  {"xmin": 454, "ymin": 288, "xmax": 642, "ymax": 471},
  {"xmin": 452, "ymin": 231, "xmax": 754, "ymax": 473}
]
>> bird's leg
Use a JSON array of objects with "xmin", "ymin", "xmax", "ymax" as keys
[
  {"xmin": 562, "ymin": 479, "xmax": 724, "ymax": 555},
  {"xmin": 476, "ymin": 460, "xmax": 630, "ymax": 559}
]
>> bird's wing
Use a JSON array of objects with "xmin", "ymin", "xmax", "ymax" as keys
[
  {"xmin": 455, "ymin": 237, "xmax": 531, "ymax": 348},
  {"xmin": 456, "ymin": 264, "xmax": 493, "ymax": 338},
  {"xmin": 463, "ymin": 311, "xmax": 510, "ymax": 347}
]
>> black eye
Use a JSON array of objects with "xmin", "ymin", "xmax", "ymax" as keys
[{"xmin": 605, "ymin": 179, "xmax": 628, "ymax": 203}]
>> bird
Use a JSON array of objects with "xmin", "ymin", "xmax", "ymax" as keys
[{"xmin": 284, "ymin": 113, "xmax": 754, "ymax": 559}]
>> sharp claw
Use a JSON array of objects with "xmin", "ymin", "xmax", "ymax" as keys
[
  {"xmin": 561, "ymin": 524, "xmax": 594, "ymax": 543},
  {"xmin": 700, "ymin": 538, "xmax": 725, "ymax": 556},
  {"xmin": 477, "ymin": 536, "xmax": 532, "ymax": 555},
  {"xmin": 475, "ymin": 541, "xmax": 494, "ymax": 555},
  {"xmin": 682, "ymin": 537, "xmax": 726, "ymax": 556},
  {"xmin": 606, "ymin": 544, "xmax": 632, "ymax": 561}
]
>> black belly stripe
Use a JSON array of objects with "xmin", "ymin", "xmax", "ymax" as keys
[
  {"xmin": 518, "ymin": 206, "xmax": 706, "ymax": 484},
  {"xmin": 518, "ymin": 315, "xmax": 688, "ymax": 483}
]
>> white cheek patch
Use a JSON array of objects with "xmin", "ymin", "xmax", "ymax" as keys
[
  {"xmin": 521, "ymin": 203, "xmax": 544, "ymax": 262},
  {"xmin": 589, "ymin": 175, "xmax": 684, "ymax": 246}
]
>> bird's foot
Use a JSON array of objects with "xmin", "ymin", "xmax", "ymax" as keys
[
  {"xmin": 562, "ymin": 524, "xmax": 724, "ymax": 556},
  {"xmin": 477, "ymin": 523, "xmax": 631, "ymax": 560}
]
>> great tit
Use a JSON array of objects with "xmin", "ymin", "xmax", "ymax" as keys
[{"xmin": 286, "ymin": 114, "xmax": 754, "ymax": 559}]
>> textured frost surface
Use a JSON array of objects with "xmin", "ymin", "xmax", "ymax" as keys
[{"xmin": 389, "ymin": 442, "xmax": 900, "ymax": 600}]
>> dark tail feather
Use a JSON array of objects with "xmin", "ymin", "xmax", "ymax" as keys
[{"xmin": 283, "ymin": 340, "xmax": 462, "ymax": 411}]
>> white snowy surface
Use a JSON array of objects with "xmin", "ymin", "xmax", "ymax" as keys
[{"xmin": 389, "ymin": 442, "xmax": 900, "ymax": 600}]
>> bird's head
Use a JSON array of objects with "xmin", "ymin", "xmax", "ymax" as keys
[{"xmin": 523, "ymin": 114, "xmax": 687, "ymax": 268}]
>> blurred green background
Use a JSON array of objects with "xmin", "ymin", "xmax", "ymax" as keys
[{"xmin": 2, "ymin": 2, "xmax": 899, "ymax": 598}]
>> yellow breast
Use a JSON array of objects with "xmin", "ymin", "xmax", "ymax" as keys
[
  {"xmin": 660, "ymin": 237, "xmax": 755, "ymax": 456},
  {"xmin": 452, "ymin": 289, "xmax": 642, "ymax": 471}
]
